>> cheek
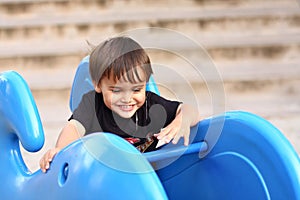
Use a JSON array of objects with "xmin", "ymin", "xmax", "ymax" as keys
[
  {"xmin": 136, "ymin": 94, "xmax": 146, "ymax": 106},
  {"xmin": 102, "ymin": 93, "xmax": 114, "ymax": 108}
]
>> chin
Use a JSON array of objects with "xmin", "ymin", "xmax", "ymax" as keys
[
  {"xmin": 115, "ymin": 111, "xmax": 136, "ymax": 119},
  {"xmin": 119, "ymin": 114, "xmax": 135, "ymax": 119}
]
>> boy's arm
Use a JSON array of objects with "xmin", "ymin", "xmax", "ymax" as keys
[
  {"xmin": 39, "ymin": 120, "xmax": 84, "ymax": 173},
  {"xmin": 177, "ymin": 104, "xmax": 201, "ymax": 126},
  {"xmin": 55, "ymin": 122, "xmax": 82, "ymax": 149},
  {"xmin": 155, "ymin": 104, "xmax": 201, "ymax": 146},
  {"xmin": 56, "ymin": 120, "xmax": 85, "ymax": 149}
]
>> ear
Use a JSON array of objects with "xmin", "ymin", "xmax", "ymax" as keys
[{"xmin": 94, "ymin": 81, "xmax": 101, "ymax": 93}]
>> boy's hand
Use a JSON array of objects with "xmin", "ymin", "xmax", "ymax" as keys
[
  {"xmin": 155, "ymin": 124, "xmax": 190, "ymax": 146},
  {"xmin": 39, "ymin": 147, "xmax": 60, "ymax": 173},
  {"xmin": 154, "ymin": 108, "xmax": 191, "ymax": 146},
  {"xmin": 154, "ymin": 104, "xmax": 201, "ymax": 147}
]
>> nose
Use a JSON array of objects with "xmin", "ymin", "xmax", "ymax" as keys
[{"xmin": 121, "ymin": 91, "xmax": 133, "ymax": 103}]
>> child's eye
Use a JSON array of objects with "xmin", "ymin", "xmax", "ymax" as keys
[
  {"xmin": 111, "ymin": 88, "xmax": 121, "ymax": 93},
  {"xmin": 133, "ymin": 88, "xmax": 142, "ymax": 92}
]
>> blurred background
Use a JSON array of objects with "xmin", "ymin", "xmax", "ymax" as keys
[{"xmin": 0, "ymin": 0, "xmax": 299, "ymax": 171}]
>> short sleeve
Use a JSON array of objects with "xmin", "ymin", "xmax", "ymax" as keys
[
  {"xmin": 69, "ymin": 91, "xmax": 102, "ymax": 134},
  {"xmin": 147, "ymin": 92, "xmax": 182, "ymax": 127}
]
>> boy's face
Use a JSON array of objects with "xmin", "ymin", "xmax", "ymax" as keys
[{"xmin": 95, "ymin": 67, "xmax": 147, "ymax": 119}]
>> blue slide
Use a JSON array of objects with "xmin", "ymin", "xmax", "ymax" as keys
[{"xmin": 0, "ymin": 57, "xmax": 299, "ymax": 199}]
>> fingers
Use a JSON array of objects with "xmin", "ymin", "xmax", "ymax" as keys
[
  {"xmin": 172, "ymin": 132, "xmax": 181, "ymax": 144},
  {"xmin": 183, "ymin": 131, "xmax": 190, "ymax": 146},
  {"xmin": 39, "ymin": 148, "xmax": 59, "ymax": 173},
  {"xmin": 39, "ymin": 153, "xmax": 50, "ymax": 173},
  {"xmin": 154, "ymin": 125, "xmax": 190, "ymax": 146},
  {"xmin": 40, "ymin": 150, "xmax": 55, "ymax": 173},
  {"xmin": 155, "ymin": 127, "xmax": 175, "ymax": 144},
  {"xmin": 172, "ymin": 128, "xmax": 189, "ymax": 146}
]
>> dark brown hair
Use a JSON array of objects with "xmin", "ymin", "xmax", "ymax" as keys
[{"xmin": 89, "ymin": 36, "xmax": 153, "ymax": 86}]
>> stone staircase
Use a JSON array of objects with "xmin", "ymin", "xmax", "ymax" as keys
[{"xmin": 0, "ymin": 0, "xmax": 299, "ymax": 170}]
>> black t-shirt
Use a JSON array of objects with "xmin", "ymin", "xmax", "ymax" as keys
[{"xmin": 70, "ymin": 91, "xmax": 181, "ymax": 152}]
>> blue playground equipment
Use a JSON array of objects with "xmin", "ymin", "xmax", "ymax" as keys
[{"xmin": 0, "ymin": 57, "xmax": 299, "ymax": 199}]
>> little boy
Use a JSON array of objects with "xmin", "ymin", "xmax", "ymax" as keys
[{"xmin": 40, "ymin": 36, "xmax": 200, "ymax": 173}]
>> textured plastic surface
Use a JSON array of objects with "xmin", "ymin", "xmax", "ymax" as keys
[
  {"xmin": 1, "ymin": 70, "xmax": 299, "ymax": 200},
  {"xmin": 146, "ymin": 112, "xmax": 300, "ymax": 200},
  {"xmin": 69, "ymin": 55, "xmax": 160, "ymax": 112}
]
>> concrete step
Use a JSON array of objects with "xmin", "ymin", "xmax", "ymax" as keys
[
  {"xmin": 0, "ymin": 55, "xmax": 81, "ymax": 90},
  {"xmin": 0, "ymin": 32, "xmax": 299, "ymax": 58},
  {"xmin": 2, "ymin": 4, "xmax": 298, "ymax": 28},
  {"xmin": 0, "ymin": 0, "xmax": 297, "ymax": 15},
  {"xmin": 0, "ymin": 0, "xmax": 66, "ymax": 3},
  {"xmin": 1, "ymin": 4, "xmax": 299, "ymax": 43},
  {"xmin": 1, "ymin": 58, "xmax": 299, "ymax": 91}
]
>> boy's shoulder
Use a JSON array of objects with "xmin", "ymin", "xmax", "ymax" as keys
[
  {"xmin": 79, "ymin": 90, "xmax": 97, "ymax": 105},
  {"xmin": 146, "ymin": 91, "xmax": 182, "ymax": 105},
  {"xmin": 82, "ymin": 90, "xmax": 96, "ymax": 99},
  {"xmin": 146, "ymin": 91, "xmax": 169, "ymax": 103},
  {"xmin": 146, "ymin": 91, "xmax": 160, "ymax": 100}
]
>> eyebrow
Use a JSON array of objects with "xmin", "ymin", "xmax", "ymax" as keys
[
  {"xmin": 108, "ymin": 83, "xmax": 145, "ymax": 89},
  {"xmin": 132, "ymin": 83, "xmax": 145, "ymax": 87}
]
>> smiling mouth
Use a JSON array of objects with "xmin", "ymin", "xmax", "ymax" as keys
[{"xmin": 118, "ymin": 105, "xmax": 135, "ymax": 111}]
